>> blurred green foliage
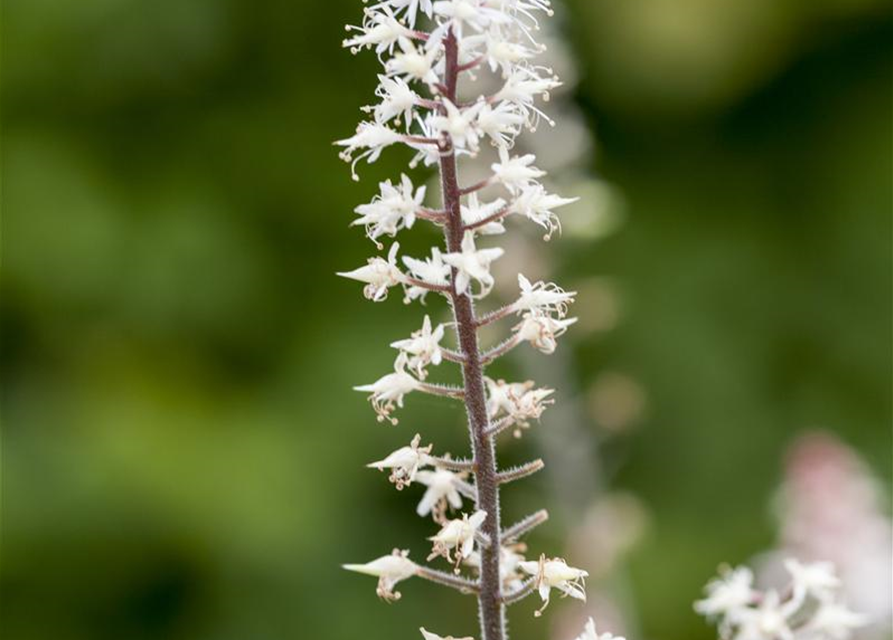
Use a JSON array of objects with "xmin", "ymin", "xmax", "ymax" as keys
[{"xmin": 2, "ymin": 1, "xmax": 890, "ymax": 640}]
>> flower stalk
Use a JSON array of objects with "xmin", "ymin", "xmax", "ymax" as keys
[{"xmin": 337, "ymin": 2, "xmax": 587, "ymax": 639}]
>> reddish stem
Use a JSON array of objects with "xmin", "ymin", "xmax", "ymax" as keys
[{"xmin": 438, "ymin": 29, "xmax": 506, "ymax": 640}]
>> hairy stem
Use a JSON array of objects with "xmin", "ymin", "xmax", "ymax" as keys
[{"xmin": 439, "ymin": 29, "xmax": 506, "ymax": 640}]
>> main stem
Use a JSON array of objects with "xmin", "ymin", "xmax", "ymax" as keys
[{"xmin": 438, "ymin": 30, "xmax": 506, "ymax": 640}]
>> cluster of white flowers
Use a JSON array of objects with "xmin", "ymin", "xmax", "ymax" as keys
[
  {"xmin": 337, "ymin": 2, "xmax": 594, "ymax": 640},
  {"xmin": 696, "ymin": 559, "xmax": 868, "ymax": 640}
]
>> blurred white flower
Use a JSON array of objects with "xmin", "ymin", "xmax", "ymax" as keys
[
  {"xmin": 694, "ymin": 566, "xmax": 757, "ymax": 620},
  {"xmin": 802, "ymin": 602, "xmax": 869, "ymax": 640},
  {"xmin": 415, "ymin": 468, "xmax": 466, "ymax": 517},
  {"xmin": 785, "ymin": 559, "xmax": 841, "ymax": 605},
  {"xmin": 574, "ymin": 617, "xmax": 626, "ymax": 640}
]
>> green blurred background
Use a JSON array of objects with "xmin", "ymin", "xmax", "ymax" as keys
[{"xmin": 3, "ymin": 1, "xmax": 891, "ymax": 639}]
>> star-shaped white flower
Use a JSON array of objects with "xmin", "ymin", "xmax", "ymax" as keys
[
  {"xmin": 402, "ymin": 247, "xmax": 451, "ymax": 304},
  {"xmin": 461, "ymin": 193, "xmax": 507, "ymax": 236},
  {"xmin": 414, "ymin": 467, "xmax": 466, "ymax": 517},
  {"xmin": 338, "ymin": 242, "xmax": 404, "ymax": 302},
  {"xmin": 343, "ymin": 6, "xmax": 412, "ymax": 56},
  {"xmin": 367, "ymin": 75, "xmax": 420, "ymax": 129},
  {"xmin": 381, "ymin": 0, "xmax": 434, "ymax": 29},
  {"xmin": 391, "ymin": 315, "xmax": 445, "ymax": 378},
  {"xmin": 514, "ymin": 273, "xmax": 575, "ymax": 317},
  {"xmin": 442, "ymin": 232, "xmax": 504, "ymax": 297},
  {"xmin": 386, "ymin": 38, "xmax": 440, "ymax": 86},
  {"xmin": 368, "ymin": 434, "xmax": 433, "ymax": 489},
  {"xmin": 491, "ymin": 147, "xmax": 545, "ymax": 195},
  {"xmin": 353, "ymin": 353, "xmax": 420, "ymax": 424},
  {"xmin": 433, "ymin": 0, "xmax": 508, "ymax": 35},
  {"xmin": 475, "ymin": 100, "xmax": 524, "ymax": 148},
  {"xmin": 495, "ymin": 65, "xmax": 562, "ymax": 130},
  {"xmin": 343, "ymin": 549, "xmax": 418, "ymax": 601},
  {"xmin": 511, "ymin": 183, "xmax": 577, "ymax": 240},
  {"xmin": 432, "ymin": 100, "xmax": 485, "ymax": 154},
  {"xmin": 428, "ymin": 510, "xmax": 487, "ymax": 568},
  {"xmin": 353, "ymin": 174, "xmax": 425, "ymax": 246},
  {"xmin": 519, "ymin": 555, "xmax": 588, "ymax": 616}
]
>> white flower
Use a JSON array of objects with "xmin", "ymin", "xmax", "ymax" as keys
[
  {"xmin": 336, "ymin": 122, "xmax": 403, "ymax": 180},
  {"xmin": 402, "ymin": 247, "xmax": 451, "ymax": 303},
  {"xmin": 387, "ymin": 38, "xmax": 440, "ymax": 85},
  {"xmin": 354, "ymin": 353, "xmax": 420, "ymax": 424},
  {"xmin": 491, "ymin": 147, "xmax": 545, "ymax": 195},
  {"xmin": 353, "ymin": 175, "xmax": 426, "ymax": 246},
  {"xmin": 514, "ymin": 273, "xmax": 575, "ymax": 317},
  {"xmin": 379, "ymin": 0, "xmax": 434, "ymax": 29},
  {"xmin": 433, "ymin": 0, "xmax": 507, "ymax": 35},
  {"xmin": 465, "ymin": 544, "xmax": 527, "ymax": 590},
  {"xmin": 391, "ymin": 315, "xmax": 445, "ymax": 378},
  {"xmin": 408, "ymin": 113, "xmax": 450, "ymax": 168},
  {"xmin": 419, "ymin": 628, "xmax": 473, "ymax": 640},
  {"xmin": 485, "ymin": 378, "xmax": 534, "ymax": 419},
  {"xmin": 802, "ymin": 602, "xmax": 869, "ymax": 640},
  {"xmin": 494, "ymin": 65, "xmax": 562, "ymax": 130},
  {"xmin": 415, "ymin": 467, "xmax": 466, "ymax": 517},
  {"xmin": 511, "ymin": 183, "xmax": 577, "ymax": 240},
  {"xmin": 733, "ymin": 590, "xmax": 795, "ymax": 640},
  {"xmin": 485, "ymin": 377, "xmax": 554, "ymax": 435},
  {"xmin": 367, "ymin": 75, "xmax": 420, "ymax": 128},
  {"xmin": 338, "ymin": 242, "xmax": 405, "ymax": 302},
  {"xmin": 461, "ymin": 193, "xmax": 507, "ymax": 235},
  {"xmin": 784, "ymin": 558, "xmax": 841, "ymax": 605},
  {"xmin": 465, "ymin": 31, "xmax": 538, "ymax": 76},
  {"xmin": 575, "ymin": 618, "xmax": 626, "ymax": 640},
  {"xmin": 343, "ymin": 6, "xmax": 412, "ymax": 56},
  {"xmin": 368, "ymin": 433, "xmax": 433, "ymax": 488},
  {"xmin": 442, "ymin": 232, "xmax": 504, "ymax": 297},
  {"xmin": 343, "ymin": 549, "xmax": 418, "ymax": 601},
  {"xmin": 514, "ymin": 310, "xmax": 577, "ymax": 354},
  {"xmin": 428, "ymin": 510, "xmax": 488, "ymax": 567},
  {"xmin": 475, "ymin": 100, "xmax": 525, "ymax": 148},
  {"xmin": 519, "ymin": 555, "xmax": 588, "ymax": 616},
  {"xmin": 694, "ymin": 566, "xmax": 757, "ymax": 620},
  {"xmin": 432, "ymin": 100, "xmax": 485, "ymax": 153}
]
